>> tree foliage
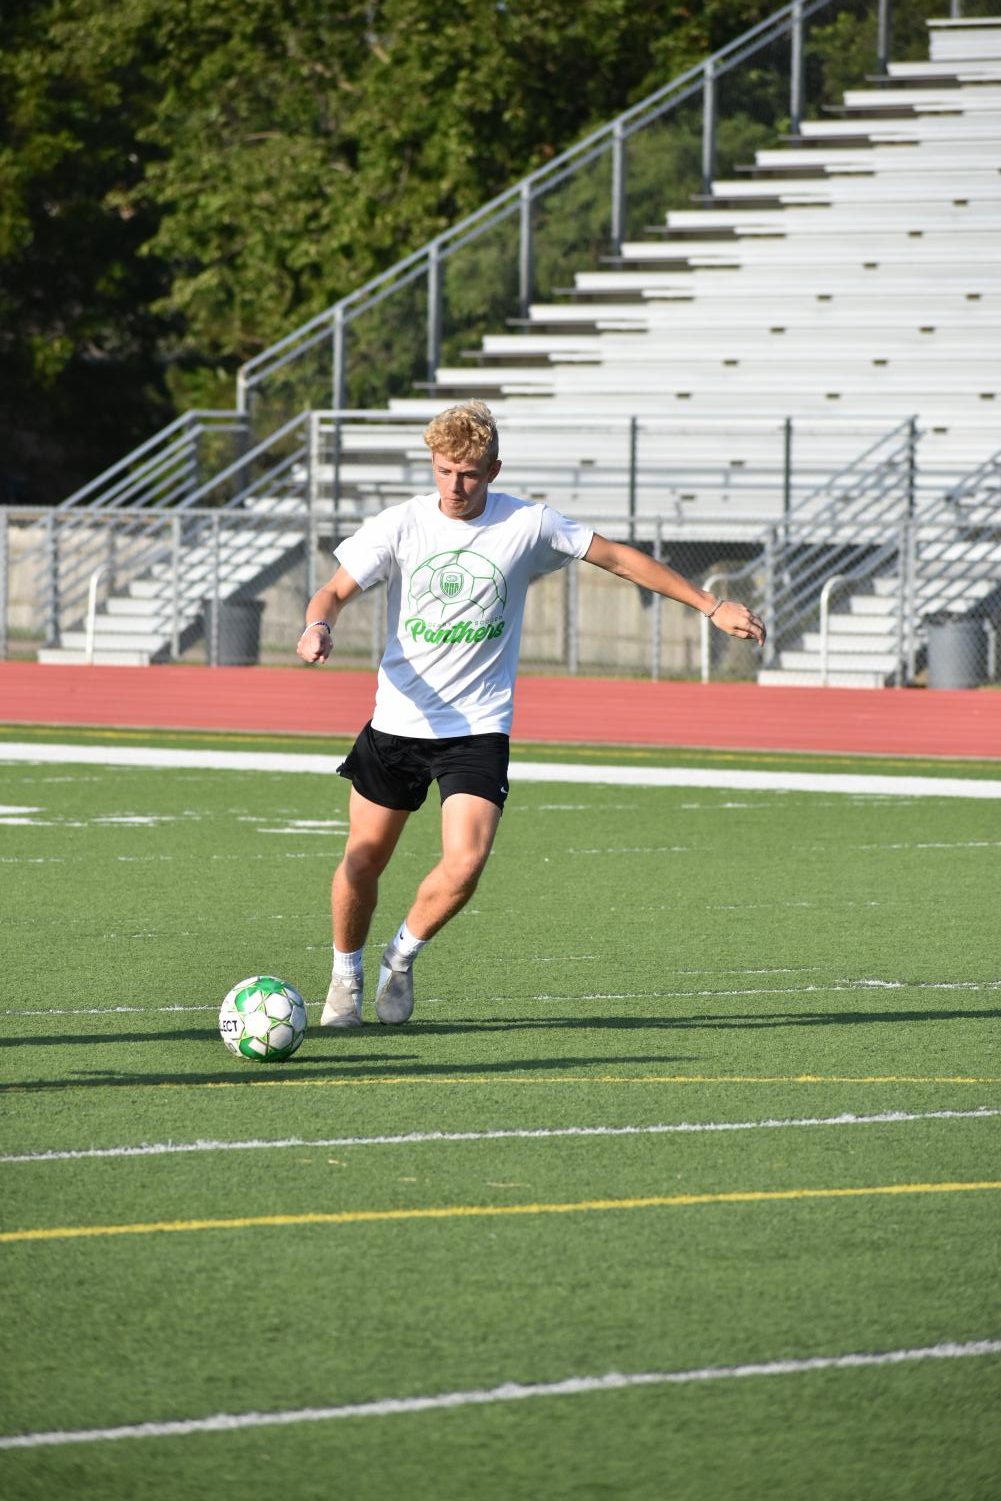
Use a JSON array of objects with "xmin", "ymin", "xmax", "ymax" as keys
[{"xmin": 2, "ymin": 0, "xmax": 888, "ymax": 502}]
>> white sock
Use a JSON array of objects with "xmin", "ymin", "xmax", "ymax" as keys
[
  {"xmin": 389, "ymin": 921, "xmax": 428, "ymax": 966},
  {"xmin": 333, "ymin": 946, "xmax": 364, "ymax": 983}
]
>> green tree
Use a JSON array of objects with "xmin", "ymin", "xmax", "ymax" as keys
[{"xmin": 0, "ymin": 0, "xmax": 171, "ymax": 501}]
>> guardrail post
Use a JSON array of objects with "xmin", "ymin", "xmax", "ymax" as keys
[
  {"xmin": 84, "ymin": 565, "xmax": 107, "ymax": 665},
  {"xmin": 45, "ymin": 511, "xmax": 60, "ymax": 647},
  {"xmin": 518, "ymin": 183, "xmax": 534, "ymax": 320},
  {"xmin": 701, "ymin": 61, "xmax": 717, "ymax": 196},
  {"xmin": 234, "ymin": 413, "xmax": 251, "ymax": 497},
  {"xmin": 106, "ymin": 524, "xmax": 117, "ymax": 594},
  {"xmin": 611, "ymin": 120, "xmax": 627, "ymax": 256},
  {"xmin": 789, "ymin": 0, "xmax": 805, "ymax": 135},
  {"xmin": 332, "ymin": 412, "xmax": 343, "ymax": 528},
  {"xmin": 332, "ymin": 305, "xmax": 348, "ymax": 412},
  {"xmin": 0, "ymin": 507, "xmax": 8, "ymax": 660},
  {"xmin": 628, "ymin": 416, "xmax": 638, "ymax": 546},
  {"xmin": 763, "ymin": 529, "xmax": 777, "ymax": 666},
  {"xmin": 906, "ymin": 414, "xmax": 917, "ymax": 515},
  {"xmin": 171, "ymin": 515, "xmax": 181, "ymax": 661},
  {"xmin": 426, "ymin": 241, "xmax": 443, "ymax": 385},
  {"xmin": 651, "ymin": 519, "xmax": 663, "ymax": 680},
  {"xmin": 819, "ymin": 574, "xmax": 846, "ymax": 687},
  {"xmin": 877, "ymin": 0, "xmax": 892, "ymax": 74},
  {"xmin": 985, "ymin": 618, "xmax": 997, "ymax": 682},
  {"xmin": 210, "ymin": 513, "xmax": 221, "ymax": 667},
  {"xmin": 307, "ymin": 411, "xmax": 320, "ymax": 602},
  {"xmin": 905, "ymin": 517, "xmax": 918, "ymax": 683},
  {"xmin": 894, "ymin": 521, "xmax": 908, "ymax": 687}
]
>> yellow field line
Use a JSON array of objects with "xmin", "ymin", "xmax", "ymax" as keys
[
  {"xmin": 5, "ymin": 1072, "xmax": 1001, "ymax": 1096},
  {"xmin": 4, "ymin": 1180, "xmax": 1000, "ymax": 1246}
]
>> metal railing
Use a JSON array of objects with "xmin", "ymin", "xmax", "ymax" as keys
[
  {"xmin": 32, "ymin": 414, "xmax": 308, "ymax": 647},
  {"xmin": 698, "ymin": 418, "xmax": 920, "ymax": 676},
  {"xmin": 235, "ymin": 0, "xmax": 892, "ymax": 419},
  {"xmin": 700, "ymin": 439, "xmax": 1001, "ymax": 685},
  {"xmin": 307, "ymin": 410, "xmax": 925, "ymax": 532},
  {"xmin": 30, "ymin": 409, "xmax": 924, "ymax": 650},
  {"xmin": 7, "ymin": 447, "xmax": 998, "ymax": 681}
]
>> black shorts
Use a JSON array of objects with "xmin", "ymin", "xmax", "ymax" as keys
[{"xmin": 337, "ymin": 723, "xmax": 510, "ymax": 812}]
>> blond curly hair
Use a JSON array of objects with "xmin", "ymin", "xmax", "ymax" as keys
[{"xmin": 422, "ymin": 400, "xmax": 499, "ymax": 465}]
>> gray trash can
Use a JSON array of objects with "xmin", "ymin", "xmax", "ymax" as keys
[
  {"xmin": 203, "ymin": 597, "xmax": 265, "ymax": 666},
  {"xmin": 926, "ymin": 616, "xmax": 986, "ymax": 690}
]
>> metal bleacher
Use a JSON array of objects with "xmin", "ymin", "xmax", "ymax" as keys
[{"xmin": 27, "ymin": 4, "xmax": 1001, "ymax": 681}]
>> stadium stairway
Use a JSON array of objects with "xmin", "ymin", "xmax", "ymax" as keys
[{"xmin": 756, "ymin": 443, "xmax": 1001, "ymax": 686}]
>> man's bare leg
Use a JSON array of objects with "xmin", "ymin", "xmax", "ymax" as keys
[
  {"xmin": 407, "ymin": 793, "xmax": 502, "ymax": 939},
  {"xmin": 376, "ymin": 793, "xmax": 501, "ymax": 1024},
  {"xmin": 332, "ymin": 789, "xmax": 410, "ymax": 949},
  {"xmin": 322, "ymin": 789, "xmax": 409, "ymax": 1028}
]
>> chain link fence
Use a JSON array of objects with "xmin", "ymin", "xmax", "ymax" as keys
[{"xmin": 3, "ymin": 502, "xmax": 998, "ymax": 688}]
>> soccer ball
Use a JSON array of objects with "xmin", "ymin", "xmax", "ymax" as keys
[{"xmin": 219, "ymin": 976, "xmax": 307, "ymax": 1062}]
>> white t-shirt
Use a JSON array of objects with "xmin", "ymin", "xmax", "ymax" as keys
[{"xmin": 335, "ymin": 490, "xmax": 593, "ymax": 737}]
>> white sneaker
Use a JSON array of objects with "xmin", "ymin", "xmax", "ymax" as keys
[
  {"xmin": 320, "ymin": 973, "xmax": 363, "ymax": 1028},
  {"xmin": 375, "ymin": 948, "xmax": 415, "ymax": 1025}
]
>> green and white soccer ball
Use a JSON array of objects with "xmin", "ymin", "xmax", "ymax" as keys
[
  {"xmin": 219, "ymin": 976, "xmax": 307, "ymax": 1062},
  {"xmin": 409, "ymin": 549, "xmax": 507, "ymax": 617}
]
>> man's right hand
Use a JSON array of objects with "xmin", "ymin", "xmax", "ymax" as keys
[{"xmin": 297, "ymin": 624, "xmax": 332, "ymax": 664}]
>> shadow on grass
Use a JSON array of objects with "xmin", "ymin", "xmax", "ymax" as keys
[
  {"xmin": 4, "ymin": 1005, "xmax": 997, "ymax": 1092},
  {"xmin": 401, "ymin": 1006, "xmax": 1001, "ymax": 1034},
  {"xmin": 8, "ymin": 1004, "xmax": 1000, "ymax": 1054},
  {"xmin": 0, "ymin": 1050, "xmax": 703, "ymax": 1092}
]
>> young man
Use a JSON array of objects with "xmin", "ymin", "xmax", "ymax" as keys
[{"xmin": 297, "ymin": 400, "xmax": 765, "ymax": 1027}]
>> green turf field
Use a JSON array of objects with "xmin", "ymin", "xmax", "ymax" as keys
[{"xmin": 2, "ymin": 737, "xmax": 1000, "ymax": 1500}]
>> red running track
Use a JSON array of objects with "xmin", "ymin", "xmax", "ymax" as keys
[{"xmin": 1, "ymin": 662, "xmax": 999, "ymax": 758}]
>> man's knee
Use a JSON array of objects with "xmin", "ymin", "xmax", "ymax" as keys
[
  {"xmin": 341, "ymin": 837, "xmax": 396, "ymax": 883},
  {"xmin": 440, "ymin": 847, "xmax": 489, "ymax": 896}
]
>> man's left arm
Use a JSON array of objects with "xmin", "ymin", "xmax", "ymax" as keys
[{"xmin": 583, "ymin": 533, "xmax": 766, "ymax": 645}]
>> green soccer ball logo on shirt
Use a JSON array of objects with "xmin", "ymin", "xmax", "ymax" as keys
[{"xmin": 409, "ymin": 550, "xmax": 508, "ymax": 618}]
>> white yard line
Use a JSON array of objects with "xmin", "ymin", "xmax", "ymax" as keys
[
  {"xmin": 2, "ymin": 1339, "xmax": 998, "ymax": 1450},
  {"xmin": 3, "ymin": 1107, "xmax": 998, "ymax": 1166},
  {"xmin": 1, "ymin": 742, "xmax": 1000, "ymax": 798}
]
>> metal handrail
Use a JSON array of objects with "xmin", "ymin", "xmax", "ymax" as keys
[
  {"xmin": 31, "ymin": 415, "xmax": 313, "ymax": 630},
  {"xmin": 819, "ymin": 573, "xmax": 848, "ymax": 685},
  {"xmin": 84, "ymin": 566, "xmax": 108, "ymax": 664},
  {"xmin": 235, "ymin": 0, "xmax": 862, "ymax": 412},
  {"xmin": 57, "ymin": 412, "xmax": 247, "ymax": 512}
]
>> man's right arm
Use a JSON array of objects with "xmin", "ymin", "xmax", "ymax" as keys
[{"xmin": 296, "ymin": 567, "xmax": 362, "ymax": 664}]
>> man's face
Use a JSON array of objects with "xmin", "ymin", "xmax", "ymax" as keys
[{"xmin": 431, "ymin": 451, "xmax": 501, "ymax": 521}]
